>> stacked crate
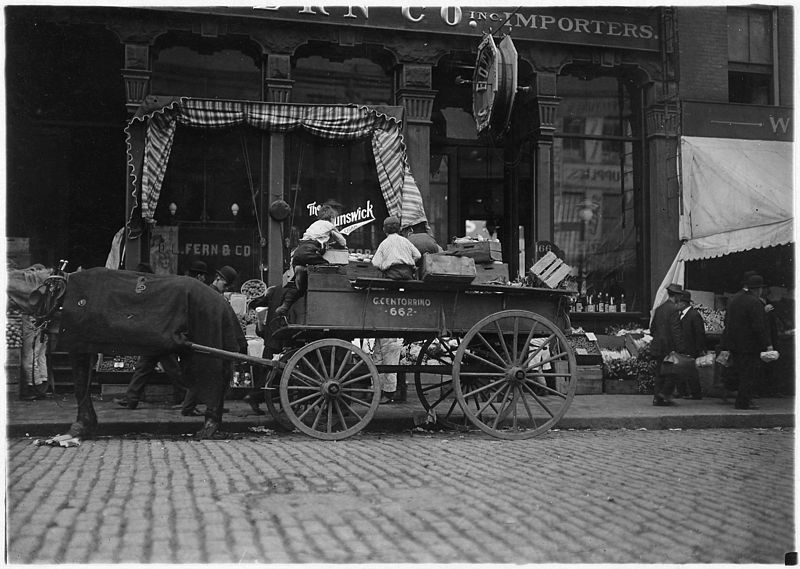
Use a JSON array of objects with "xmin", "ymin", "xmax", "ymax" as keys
[{"xmin": 445, "ymin": 240, "xmax": 508, "ymax": 285}]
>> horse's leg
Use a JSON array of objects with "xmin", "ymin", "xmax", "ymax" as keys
[
  {"xmin": 67, "ymin": 352, "xmax": 98, "ymax": 438},
  {"xmin": 191, "ymin": 354, "xmax": 226, "ymax": 439}
]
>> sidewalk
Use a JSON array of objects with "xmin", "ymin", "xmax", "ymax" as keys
[{"xmin": 5, "ymin": 388, "xmax": 795, "ymax": 437}]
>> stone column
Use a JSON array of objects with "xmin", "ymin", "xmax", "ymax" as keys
[
  {"xmin": 395, "ymin": 64, "xmax": 438, "ymax": 235},
  {"xmin": 645, "ymin": 91, "xmax": 680, "ymax": 302},
  {"xmin": 264, "ymin": 54, "xmax": 294, "ymax": 286},
  {"xmin": 531, "ymin": 72, "xmax": 561, "ymax": 246},
  {"xmin": 122, "ymin": 43, "xmax": 151, "ymax": 115}
]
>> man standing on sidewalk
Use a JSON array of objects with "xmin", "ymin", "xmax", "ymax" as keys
[
  {"xmin": 720, "ymin": 273, "xmax": 774, "ymax": 410},
  {"xmin": 676, "ymin": 290, "xmax": 706, "ymax": 400},
  {"xmin": 649, "ymin": 283, "xmax": 687, "ymax": 406}
]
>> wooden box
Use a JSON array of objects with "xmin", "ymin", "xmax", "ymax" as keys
[
  {"xmin": 472, "ymin": 262, "xmax": 509, "ymax": 285},
  {"xmin": 576, "ymin": 364, "xmax": 603, "ymax": 395},
  {"xmin": 530, "ymin": 251, "xmax": 572, "ymax": 288},
  {"xmin": 446, "ymin": 240, "xmax": 502, "ymax": 263},
  {"xmin": 346, "ymin": 260, "xmax": 383, "ymax": 280},
  {"xmin": 418, "ymin": 254, "xmax": 476, "ymax": 283}
]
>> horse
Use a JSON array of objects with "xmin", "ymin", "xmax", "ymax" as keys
[{"xmin": 7, "ymin": 265, "xmax": 247, "ymax": 439}]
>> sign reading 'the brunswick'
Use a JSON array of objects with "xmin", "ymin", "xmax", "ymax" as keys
[{"xmin": 185, "ymin": 6, "xmax": 660, "ymax": 51}]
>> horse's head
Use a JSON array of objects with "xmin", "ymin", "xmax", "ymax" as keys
[{"xmin": 6, "ymin": 264, "xmax": 57, "ymax": 315}]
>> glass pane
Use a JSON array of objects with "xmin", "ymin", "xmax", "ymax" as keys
[
  {"xmin": 554, "ymin": 74, "xmax": 640, "ymax": 310},
  {"xmin": 727, "ymin": 9, "xmax": 750, "ymax": 62},
  {"xmin": 292, "ymin": 55, "xmax": 392, "ymax": 105},
  {"xmin": 284, "ymin": 134, "xmax": 388, "ymax": 257},
  {"xmin": 152, "ymin": 46, "xmax": 261, "ymax": 99},
  {"xmin": 748, "ymin": 11, "xmax": 773, "ymax": 64}
]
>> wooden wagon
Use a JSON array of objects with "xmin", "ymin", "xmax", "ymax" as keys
[{"xmin": 191, "ymin": 266, "xmax": 578, "ymax": 441}]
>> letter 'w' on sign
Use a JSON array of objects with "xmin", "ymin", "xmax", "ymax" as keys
[{"xmin": 530, "ymin": 251, "xmax": 572, "ymax": 288}]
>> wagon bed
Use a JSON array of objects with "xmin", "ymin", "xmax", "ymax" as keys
[{"xmin": 193, "ymin": 268, "xmax": 579, "ymax": 441}]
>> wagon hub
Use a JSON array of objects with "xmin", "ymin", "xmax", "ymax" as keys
[
  {"xmin": 322, "ymin": 380, "xmax": 341, "ymax": 397},
  {"xmin": 507, "ymin": 366, "xmax": 526, "ymax": 383}
]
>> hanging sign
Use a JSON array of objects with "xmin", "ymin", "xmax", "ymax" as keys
[{"xmin": 472, "ymin": 35, "xmax": 517, "ymax": 139}]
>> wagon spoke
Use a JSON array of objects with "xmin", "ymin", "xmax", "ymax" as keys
[
  {"xmin": 474, "ymin": 331, "xmax": 507, "ymax": 368},
  {"xmin": 340, "ymin": 392, "xmax": 373, "ymax": 408},
  {"xmin": 520, "ymin": 381, "xmax": 556, "ymax": 417},
  {"xmin": 419, "ymin": 378, "xmax": 453, "ymax": 393},
  {"xmin": 427, "ymin": 387, "xmax": 455, "ymax": 409},
  {"xmin": 334, "ymin": 400, "xmax": 349, "ymax": 429},
  {"xmin": 460, "ymin": 376, "xmax": 506, "ymax": 400},
  {"xmin": 518, "ymin": 384, "xmax": 538, "ymax": 428},
  {"xmin": 520, "ymin": 333, "xmax": 556, "ymax": 368},
  {"xmin": 339, "ymin": 397, "xmax": 366, "ymax": 421},
  {"xmin": 474, "ymin": 384, "xmax": 504, "ymax": 418},
  {"xmin": 299, "ymin": 356, "xmax": 326, "ymax": 383},
  {"xmin": 524, "ymin": 349, "xmax": 570, "ymax": 372},
  {"xmin": 310, "ymin": 401, "xmax": 327, "ymax": 431},
  {"xmin": 340, "ymin": 373, "xmax": 374, "ymax": 387},
  {"xmin": 522, "ymin": 376, "xmax": 568, "ymax": 399},
  {"xmin": 338, "ymin": 359, "xmax": 367, "ymax": 383},
  {"xmin": 462, "ymin": 349, "xmax": 507, "ymax": 373},
  {"xmin": 294, "ymin": 396, "xmax": 324, "ymax": 422},
  {"xmin": 512, "ymin": 318, "xmax": 520, "ymax": 364},
  {"xmin": 326, "ymin": 401, "xmax": 333, "ymax": 433},
  {"xmin": 518, "ymin": 322, "xmax": 540, "ymax": 364},
  {"xmin": 314, "ymin": 349, "xmax": 329, "ymax": 378},
  {"xmin": 491, "ymin": 385, "xmax": 513, "ymax": 429},
  {"xmin": 287, "ymin": 390, "xmax": 323, "ymax": 407},
  {"xmin": 490, "ymin": 320, "xmax": 512, "ymax": 363},
  {"xmin": 333, "ymin": 350, "xmax": 352, "ymax": 380},
  {"xmin": 458, "ymin": 371, "xmax": 505, "ymax": 378}
]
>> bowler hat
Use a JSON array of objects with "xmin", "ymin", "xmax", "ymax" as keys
[
  {"xmin": 216, "ymin": 265, "xmax": 238, "ymax": 285},
  {"xmin": 188, "ymin": 260, "xmax": 207, "ymax": 275},
  {"xmin": 745, "ymin": 274, "xmax": 765, "ymax": 289},
  {"xmin": 665, "ymin": 283, "xmax": 684, "ymax": 295},
  {"xmin": 680, "ymin": 290, "xmax": 692, "ymax": 302}
]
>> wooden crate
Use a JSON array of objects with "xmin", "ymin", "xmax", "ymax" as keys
[
  {"xmin": 576, "ymin": 364, "xmax": 603, "ymax": 395},
  {"xmin": 446, "ymin": 240, "xmax": 502, "ymax": 263},
  {"xmin": 530, "ymin": 251, "xmax": 572, "ymax": 288},
  {"xmin": 346, "ymin": 260, "xmax": 382, "ymax": 280},
  {"xmin": 472, "ymin": 262, "xmax": 509, "ymax": 285},
  {"xmin": 419, "ymin": 254, "xmax": 476, "ymax": 283}
]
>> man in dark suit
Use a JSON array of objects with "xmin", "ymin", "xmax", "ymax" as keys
[
  {"xmin": 649, "ymin": 283, "xmax": 688, "ymax": 406},
  {"xmin": 676, "ymin": 290, "xmax": 706, "ymax": 399},
  {"xmin": 720, "ymin": 273, "xmax": 774, "ymax": 410}
]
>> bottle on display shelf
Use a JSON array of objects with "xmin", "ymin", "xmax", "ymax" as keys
[
  {"xmin": 608, "ymin": 296, "xmax": 617, "ymax": 312},
  {"xmin": 586, "ymin": 294, "xmax": 595, "ymax": 312},
  {"xmin": 575, "ymin": 295, "xmax": 584, "ymax": 312},
  {"xmin": 619, "ymin": 294, "xmax": 627, "ymax": 312},
  {"xmin": 598, "ymin": 292, "xmax": 606, "ymax": 313}
]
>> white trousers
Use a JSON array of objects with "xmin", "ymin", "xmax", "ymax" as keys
[
  {"xmin": 373, "ymin": 337, "xmax": 403, "ymax": 392},
  {"xmin": 21, "ymin": 316, "xmax": 48, "ymax": 386}
]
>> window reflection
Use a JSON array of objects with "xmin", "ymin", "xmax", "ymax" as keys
[{"xmin": 554, "ymin": 73, "xmax": 641, "ymax": 310}]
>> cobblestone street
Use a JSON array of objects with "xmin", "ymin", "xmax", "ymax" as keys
[{"xmin": 7, "ymin": 428, "xmax": 794, "ymax": 564}]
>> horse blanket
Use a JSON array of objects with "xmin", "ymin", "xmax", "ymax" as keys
[{"xmin": 56, "ymin": 268, "xmax": 246, "ymax": 357}]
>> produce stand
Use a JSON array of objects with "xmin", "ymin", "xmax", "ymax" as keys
[{"xmin": 191, "ymin": 266, "xmax": 577, "ymax": 441}]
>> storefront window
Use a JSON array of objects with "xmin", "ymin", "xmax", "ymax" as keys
[
  {"xmin": 553, "ymin": 73, "xmax": 642, "ymax": 310},
  {"xmin": 151, "ymin": 35, "xmax": 261, "ymax": 100},
  {"xmin": 283, "ymin": 133, "xmax": 388, "ymax": 262},
  {"xmin": 291, "ymin": 43, "xmax": 393, "ymax": 105}
]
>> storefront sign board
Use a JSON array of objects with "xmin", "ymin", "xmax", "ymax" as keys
[
  {"xmin": 185, "ymin": 6, "xmax": 660, "ymax": 51},
  {"xmin": 683, "ymin": 101, "xmax": 793, "ymax": 141}
]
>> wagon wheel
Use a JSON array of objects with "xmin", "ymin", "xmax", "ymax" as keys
[
  {"xmin": 452, "ymin": 310, "xmax": 577, "ymax": 440},
  {"xmin": 279, "ymin": 338, "xmax": 380, "ymax": 440},
  {"xmin": 262, "ymin": 365, "xmax": 294, "ymax": 432},
  {"xmin": 413, "ymin": 336, "xmax": 472, "ymax": 430}
]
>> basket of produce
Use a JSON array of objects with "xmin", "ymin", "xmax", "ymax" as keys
[{"xmin": 240, "ymin": 279, "xmax": 268, "ymax": 301}]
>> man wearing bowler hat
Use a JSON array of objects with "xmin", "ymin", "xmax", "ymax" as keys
[
  {"xmin": 187, "ymin": 260, "xmax": 208, "ymax": 283},
  {"xmin": 720, "ymin": 273, "xmax": 775, "ymax": 410},
  {"xmin": 675, "ymin": 290, "xmax": 706, "ymax": 400},
  {"xmin": 649, "ymin": 282, "xmax": 688, "ymax": 406},
  {"xmin": 212, "ymin": 265, "xmax": 239, "ymax": 294}
]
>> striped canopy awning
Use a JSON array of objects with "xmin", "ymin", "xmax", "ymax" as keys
[{"xmin": 125, "ymin": 97, "xmax": 427, "ymax": 230}]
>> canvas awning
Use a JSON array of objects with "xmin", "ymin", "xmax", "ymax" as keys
[
  {"xmin": 653, "ymin": 136, "xmax": 794, "ymax": 312},
  {"xmin": 124, "ymin": 97, "xmax": 427, "ymax": 234}
]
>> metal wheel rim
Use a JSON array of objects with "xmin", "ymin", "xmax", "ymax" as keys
[
  {"xmin": 279, "ymin": 339, "xmax": 380, "ymax": 440},
  {"xmin": 413, "ymin": 336, "xmax": 472, "ymax": 430},
  {"xmin": 263, "ymin": 366, "xmax": 294, "ymax": 432},
  {"xmin": 452, "ymin": 310, "xmax": 577, "ymax": 440}
]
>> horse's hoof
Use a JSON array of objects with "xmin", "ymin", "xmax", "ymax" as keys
[
  {"xmin": 195, "ymin": 418, "xmax": 222, "ymax": 439},
  {"xmin": 68, "ymin": 421, "xmax": 96, "ymax": 439}
]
